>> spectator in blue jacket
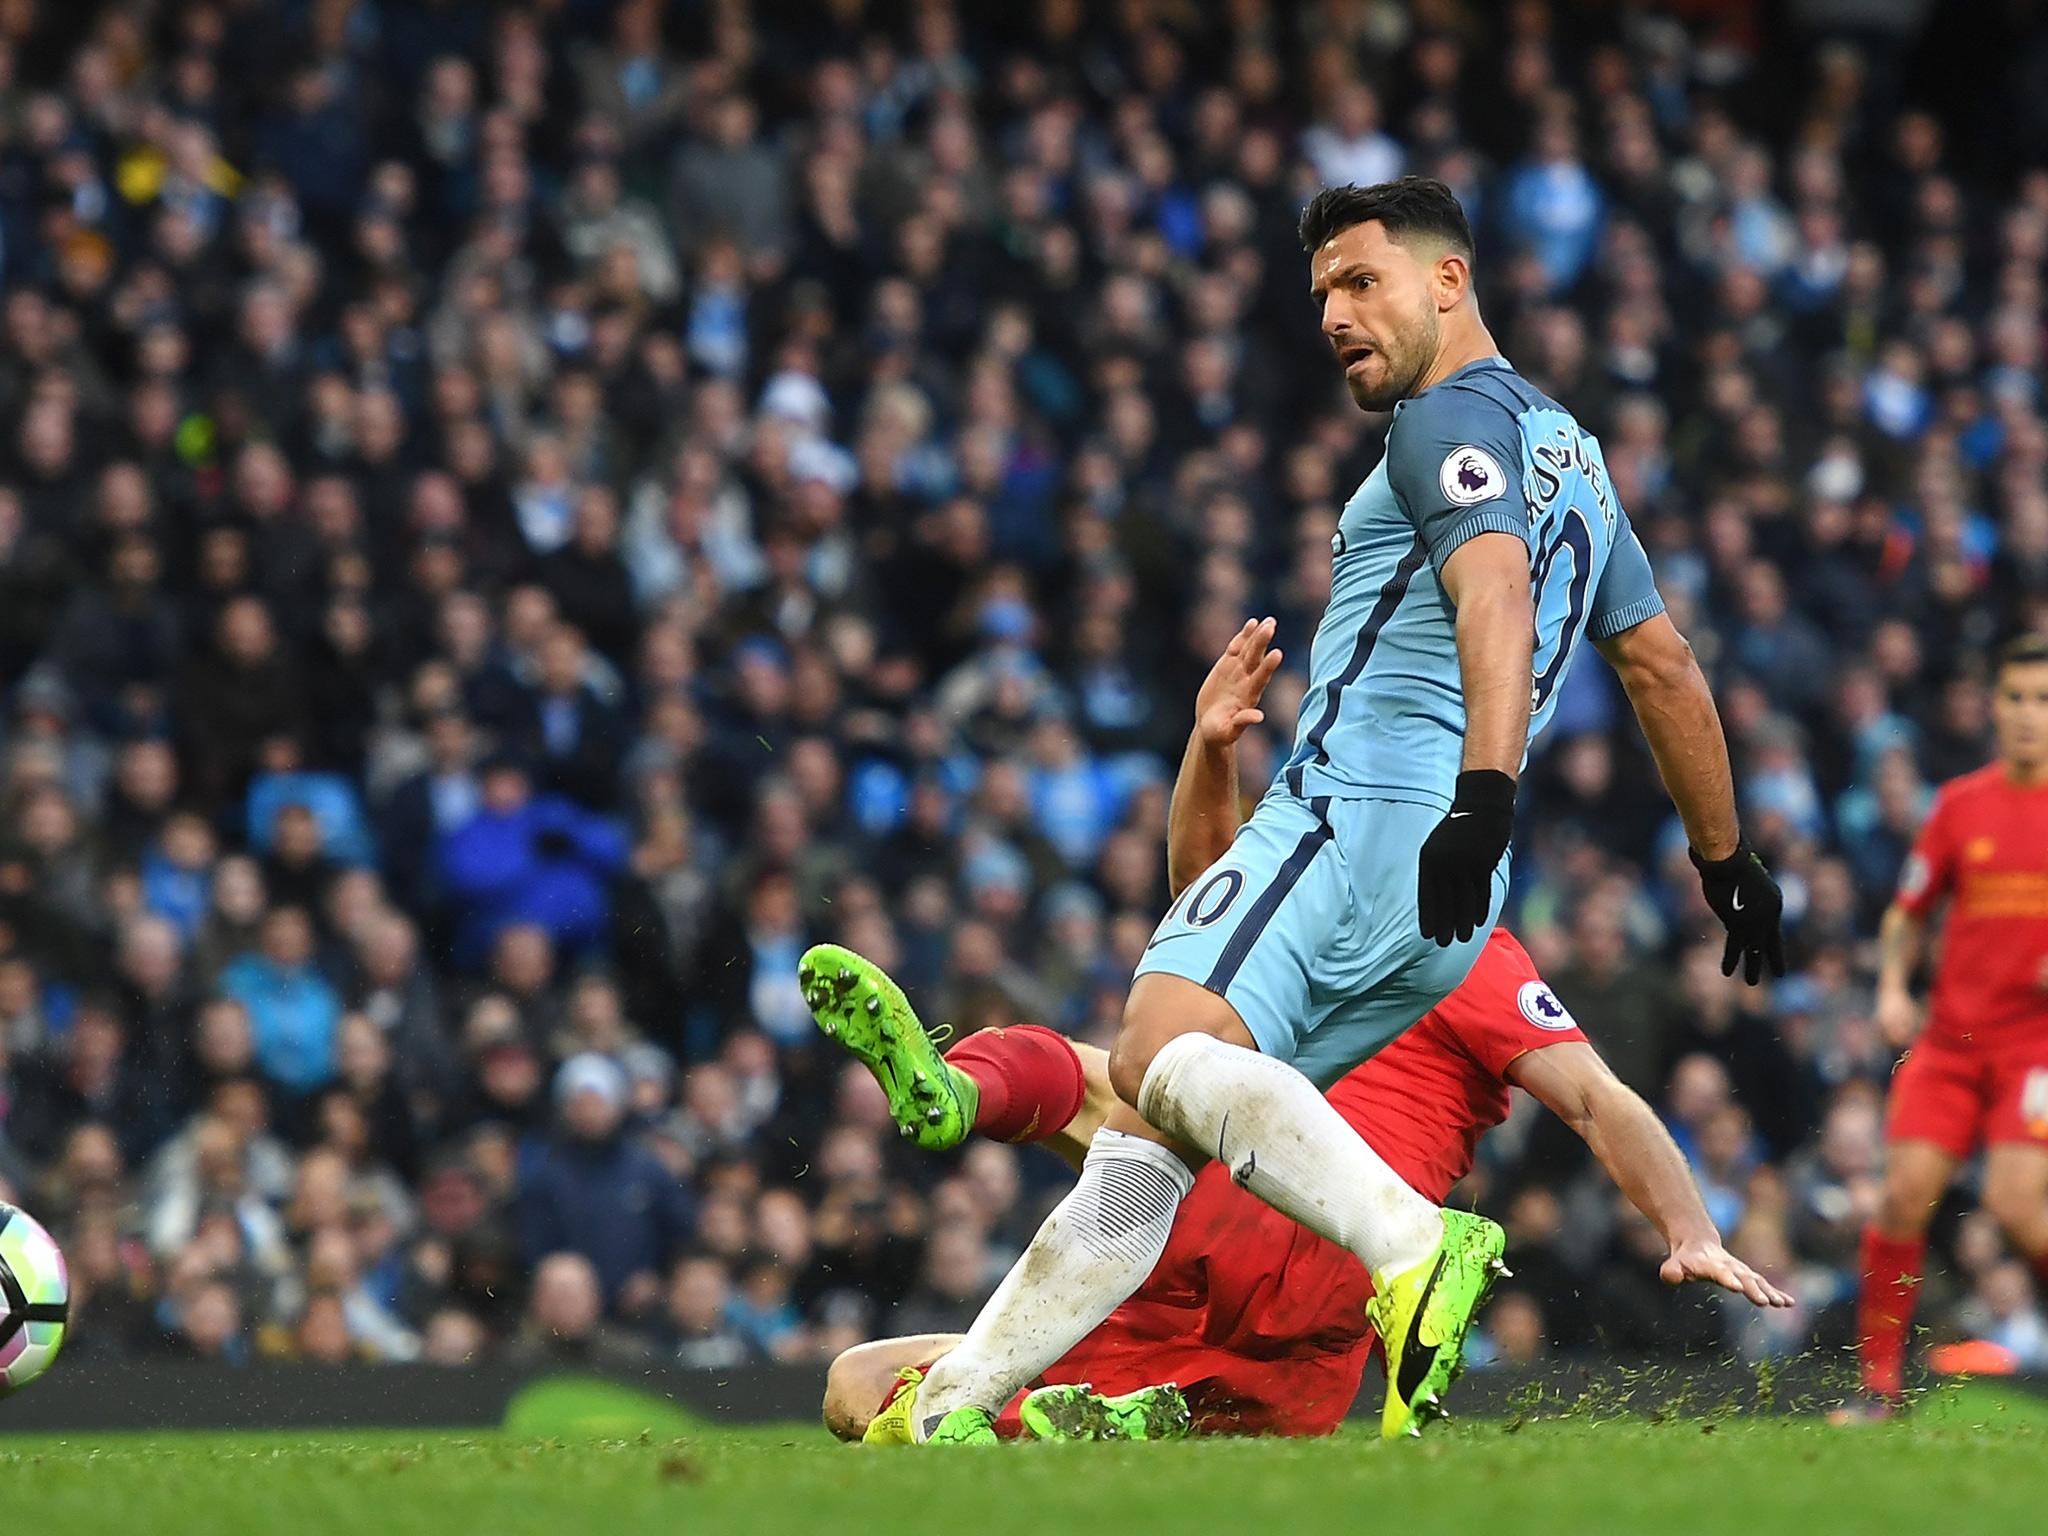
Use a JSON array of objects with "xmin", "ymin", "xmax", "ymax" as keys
[
  {"xmin": 218, "ymin": 905, "xmax": 343, "ymax": 1094},
  {"xmin": 515, "ymin": 1053, "xmax": 695, "ymax": 1313},
  {"xmin": 437, "ymin": 756, "xmax": 629, "ymax": 970},
  {"xmin": 246, "ymin": 734, "xmax": 377, "ymax": 868}
]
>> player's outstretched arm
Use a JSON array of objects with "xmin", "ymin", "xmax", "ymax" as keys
[
  {"xmin": 1508, "ymin": 1040, "xmax": 1795, "ymax": 1309},
  {"xmin": 1597, "ymin": 612, "xmax": 1786, "ymax": 983},
  {"xmin": 1595, "ymin": 613, "xmax": 1737, "ymax": 855},
  {"xmin": 1414, "ymin": 532, "xmax": 1533, "ymax": 945},
  {"xmin": 1166, "ymin": 616, "xmax": 1282, "ymax": 897}
]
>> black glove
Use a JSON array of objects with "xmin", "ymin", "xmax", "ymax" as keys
[
  {"xmin": 1690, "ymin": 838, "xmax": 1786, "ymax": 984},
  {"xmin": 1417, "ymin": 770, "xmax": 1516, "ymax": 947}
]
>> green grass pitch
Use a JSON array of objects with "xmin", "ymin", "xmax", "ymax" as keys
[{"xmin": 5, "ymin": 1383, "xmax": 2047, "ymax": 1536}]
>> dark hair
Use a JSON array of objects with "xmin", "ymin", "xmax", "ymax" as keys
[
  {"xmin": 1997, "ymin": 634, "xmax": 2048, "ymax": 673},
  {"xmin": 1298, "ymin": 177, "xmax": 1473, "ymax": 256}
]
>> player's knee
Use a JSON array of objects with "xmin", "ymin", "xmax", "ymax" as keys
[
  {"xmin": 1981, "ymin": 1173, "xmax": 2048, "ymax": 1248},
  {"xmin": 1109, "ymin": 1016, "xmax": 1208, "ymax": 1108},
  {"xmin": 1107, "ymin": 1031, "xmax": 1157, "ymax": 1108},
  {"xmin": 1876, "ymin": 1169, "xmax": 1942, "ymax": 1238},
  {"xmin": 1113, "ymin": 975, "xmax": 1248, "ymax": 1110},
  {"xmin": 1110, "ymin": 987, "xmax": 1179, "ymax": 1106}
]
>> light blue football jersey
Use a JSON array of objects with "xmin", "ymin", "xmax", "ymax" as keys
[{"xmin": 1281, "ymin": 357, "xmax": 1663, "ymax": 811}]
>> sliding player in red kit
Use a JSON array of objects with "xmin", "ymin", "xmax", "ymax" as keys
[
  {"xmin": 814, "ymin": 620, "xmax": 1789, "ymax": 1442},
  {"xmin": 821, "ymin": 926, "xmax": 1786, "ymax": 1440},
  {"xmin": 1858, "ymin": 635, "xmax": 2048, "ymax": 1406}
]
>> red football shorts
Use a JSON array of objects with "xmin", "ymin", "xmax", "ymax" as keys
[
  {"xmin": 1032, "ymin": 1298, "xmax": 1371, "ymax": 1437},
  {"xmin": 887, "ymin": 1339, "xmax": 1367, "ymax": 1440},
  {"xmin": 1886, "ymin": 1031, "xmax": 2048, "ymax": 1157},
  {"xmin": 1021, "ymin": 1166, "xmax": 1377, "ymax": 1437},
  {"xmin": 893, "ymin": 1263, "xmax": 1374, "ymax": 1439}
]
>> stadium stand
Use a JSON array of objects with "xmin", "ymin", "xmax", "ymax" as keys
[{"xmin": 0, "ymin": 0, "xmax": 2044, "ymax": 1377}]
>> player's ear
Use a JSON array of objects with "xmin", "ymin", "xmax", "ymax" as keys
[{"xmin": 1434, "ymin": 251, "xmax": 1470, "ymax": 311}]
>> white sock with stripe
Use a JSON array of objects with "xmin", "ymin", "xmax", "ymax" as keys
[
  {"xmin": 914, "ymin": 1128, "xmax": 1195, "ymax": 1436},
  {"xmin": 1138, "ymin": 1031, "xmax": 1442, "ymax": 1280}
]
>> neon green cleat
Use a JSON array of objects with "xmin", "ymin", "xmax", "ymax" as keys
[
  {"xmin": 927, "ymin": 1407, "xmax": 1000, "ymax": 1445},
  {"xmin": 862, "ymin": 1367, "xmax": 999, "ymax": 1446},
  {"xmin": 1367, "ymin": 1208, "xmax": 1509, "ymax": 1440},
  {"xmin": 1018, "ymin": 1383, "xmax": 1192, "ymax": 1442},
  {"xmin": 800, "ymin": 943, "xmax": 977, "ymax": 1151}
]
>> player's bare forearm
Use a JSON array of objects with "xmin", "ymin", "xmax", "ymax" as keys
[
  {"xmin": 1877, "ymin": 904, "xmax": 1924, "ymax": 996},
  {"xmin": 1874, "ymin": 903, "xmax": 1929, "ymax": 1045},
  {"xmin": 1168, "ymin": 730, "xmax": 1242, "ymax": 899},
  {"xmin": 1513, "ymin": 1043, "xmax": 1716, "ymax": 1248},
  {"xmin": 1580, "ymin": 1075, "xmax": 1721, "ymax": 1251},
  {"xmin": 1597, "ymin": 614, "xmax": 1739, "ymax": 860},
  {"xmin": 1170, "ymin": 616, "xmax": 1282, "ymax": 895},
  {"xmin": 1441, "ymin": 534, "xmax": 1534, "ymax": 777},
  {"xmin": 1505, "ymin": 1042, "xmax": 1791, "ymax": 1304}
]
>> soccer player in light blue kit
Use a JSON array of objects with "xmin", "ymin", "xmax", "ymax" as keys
[{"xmin": 893, "ymin": 179, "xmax": 1788, "ymax": 1444}]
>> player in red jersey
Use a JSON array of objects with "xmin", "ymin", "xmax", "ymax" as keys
[
  {"xmin": 821, "ymin": 925, "xmax": 1788, "ymax": 1440},
  {"xmin": 1858, "ymin": 635, "xmax": 2048, "ymax": 1404},
  {"xmin": 819, "ymin": 619, "xmax": 1789, "ymax": 1441}
]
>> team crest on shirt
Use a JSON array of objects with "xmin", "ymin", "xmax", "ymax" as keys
[
  {"xmin": 1966, "ymin": 836, "xmax": 1996, "ymax": 863},
  {"xmin": 1516, "ymin": 980, "xmax": 1577, "ymax": 1032}
]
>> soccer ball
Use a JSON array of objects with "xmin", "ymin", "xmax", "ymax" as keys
[{"xmin": 0, "ymin": 1202, "xmax": 69, "ymax": 1396}]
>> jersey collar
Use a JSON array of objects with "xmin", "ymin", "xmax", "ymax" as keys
[{"xmin": 1394, "ymin": 355, "xmax": 1511, "ymax": 414}]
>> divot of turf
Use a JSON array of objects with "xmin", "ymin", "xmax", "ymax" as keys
[{"xmin": 499, "ymin": 1375, "xmax": 701, "ymax": 1439}]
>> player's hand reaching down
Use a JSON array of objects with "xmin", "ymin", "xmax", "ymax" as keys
[
  {"xmin": 1417, "ymin": 770, "xmax": 1516, "ymax": 946},
  {"xmin": 1874, "ymin": 986, "xmax": 1921, "ymax": 1050},
  {"xmin": 1689, "ymin": 838, "xmax": 1787, "ymax": 984},
  {"xmin": 1660, "ymin": 1238, "xmax": 1796, "ymax": 1309},
  {"xmin": 1196, "ymin": 616, "xmax": 1284, "ymax": 749}
]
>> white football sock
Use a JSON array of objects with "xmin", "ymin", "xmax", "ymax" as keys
[
  {"xmin": 1138, "ymin": 1031, "xmax": 1442, "ymax": 1280},
  {"xmin": 915, "ymin": 1127, "xmax": 1194, "ymax": 1437}
]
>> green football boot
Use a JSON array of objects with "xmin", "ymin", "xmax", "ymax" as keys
[
  {"xmin": 863, "ymin": 1367, "xmax": 999, "ymax": 1446},
  {"xmin": 1368, "ymin": 1208, "xmax": 1509, "ymax": 1440},
  {"xmin": 1017, "ymin": 1383, "xmax": 1193, "ymax": 1442},
  {"xmin": 799, "ymin": 944, "xmax": 977, "ymax": 1151},
  {"xmin": 927, "ymin": 1407, "xmax": 1000, "ymax": 1445}
]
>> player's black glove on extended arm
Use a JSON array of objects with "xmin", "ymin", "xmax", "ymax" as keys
[
  {"xmin": 1690, "ymin": 838, "xmax": 1786, "ymax": 984},
  {"xmin": 1417, "ymin": 769, "xmax": 1516, "ymax": 947}
]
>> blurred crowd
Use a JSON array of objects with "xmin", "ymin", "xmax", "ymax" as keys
[{"xmin": 1, "ymin": 0, "xmax": 2046, "ymax": 1385}]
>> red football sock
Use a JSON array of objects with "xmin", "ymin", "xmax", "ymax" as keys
[
  {"xmin": 944, "ymin": 1024, "xmax": 1086, "ymax": 1144},
  {"xmin": 1858, "ymin": 1227, "xmax": 1924, "ymax": 1400}
]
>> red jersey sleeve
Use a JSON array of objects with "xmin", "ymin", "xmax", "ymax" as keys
[
  {"xmin": 1429, "ymin": 929, "xmax": 1588, "ymax": 1081},
  {"xmin": 1895, "ymin": 790, "xmax": 1956, "ymax": 917}
]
